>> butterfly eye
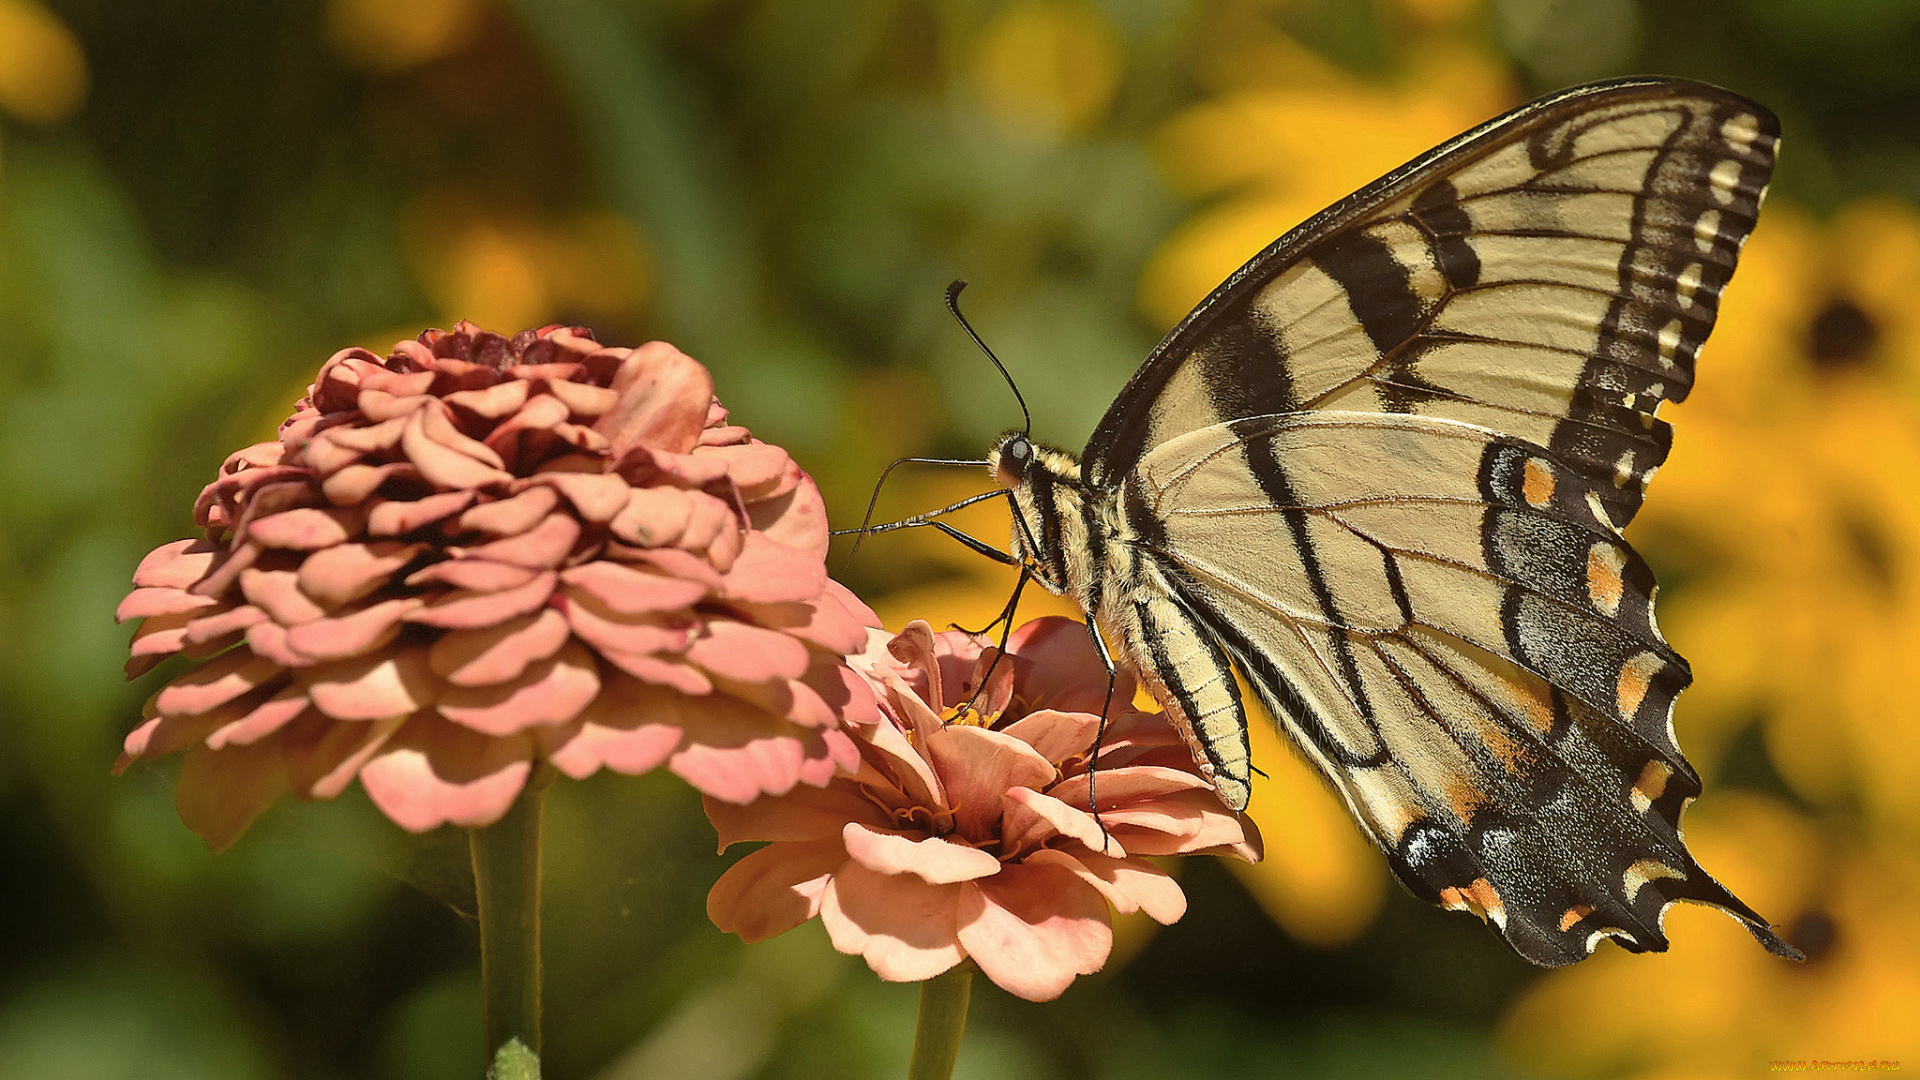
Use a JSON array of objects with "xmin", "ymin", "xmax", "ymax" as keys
[{"xmin": 996, "ymin": 436, "xmax": 1033, "ymax": 484}]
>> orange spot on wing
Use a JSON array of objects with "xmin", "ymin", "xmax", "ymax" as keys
[
  {"xmin": 1522, "ymin": 458, "xmax": 1555, "ymax": 507},
  {"xmin": 1630, "ymin": 759, "xmax": 1674, "ymax": 813},
  {"xmin": 1558, "ymin": 904, "xmax": 1594, "ymax": 931},
  {"xmin": 1439, "ymin": 876, "xmax": 1507, "ymax": 926},
  {"xmin": 1586, "ymin": 542, "xmax": 1626, "ymax": 615},
  {"xmin": 1616, "ymin": 652, "xmax": 1661, "ymax": 718}
]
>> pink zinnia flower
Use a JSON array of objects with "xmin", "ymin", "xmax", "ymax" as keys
[
  {"xmin": 116, "ymin": 322, "xmax": 880, "ymax": 848},
  {"xmin": 706, "ymin": 616, "xmax": 1262, "ymax": 1002}
]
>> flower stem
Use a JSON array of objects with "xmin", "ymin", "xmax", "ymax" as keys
[
  {"xmin": 472, "ymin": 764, "xmax": 555, "ymax": 1078},
  {"xmin": 907, "ymin": 963, "xmax": 973, "ymax": 1080}
]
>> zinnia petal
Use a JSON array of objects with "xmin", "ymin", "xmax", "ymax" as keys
[
  {"xmin": 924, "ymin": 724, "xmax": 1056, "ymax": 842},
  {"xmin": 820, "ymin": 861, "xmax": 966, "ymax": 983},
  {"xmin": 357, "ymin": 713, "xmax": 533, "ymax": 832},
  {"xmin": 956, "ymin": 858, "xmax": 1112, "ymax": 1002},
  {"xmin": 706, "ymin": 838, "xmax": 845, "ymax": 944},
  {"xmin": 841, "ymin": 822, "xmax": 1003, "ymax": 884}
]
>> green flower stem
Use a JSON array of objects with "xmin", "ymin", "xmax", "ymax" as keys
[
  {"xmin": 907, "ymin": 963, "xmax": 973, "ymax": 1080},
  {"xmin": 471, "ymin": 764, "xmax": 555, "ymax": 1078}
]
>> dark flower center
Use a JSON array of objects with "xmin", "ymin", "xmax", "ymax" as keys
[
  {"xmin": 1786, "ymin": 910, "xmax": 1838, "ymax": 963},
  {"xmin": 1808, "ymin": 297, "xmax": 1879, "ymax": 368}
]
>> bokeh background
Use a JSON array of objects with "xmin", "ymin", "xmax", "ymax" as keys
[{"xmin": 3, "ymin": 0, "xmax": 1917, "ymax": 1077}]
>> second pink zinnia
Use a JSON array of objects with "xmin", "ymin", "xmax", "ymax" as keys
[{"xmin": 706, "ymin": 616, "xmax": 1262, "ymax": 1002}]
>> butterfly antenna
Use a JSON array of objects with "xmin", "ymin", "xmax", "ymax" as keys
[
  {"xmin": 947, "ymin": 280, "xmax": 1030, "ymax": 436},
  {"xmin": 840, "ymin": 455, "xmax": 991, "ymax": 571}
]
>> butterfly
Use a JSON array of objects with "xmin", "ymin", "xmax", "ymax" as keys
[{"xmin": 939, "ymin": 77, "xmax": 1801, "ymax": 966}]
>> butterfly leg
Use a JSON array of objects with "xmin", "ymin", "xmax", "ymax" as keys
[
  {"xmin": 1083, "ymin": 617, "xmax": 1119, "ymax": 847},
  {"xmin": 960, "ymin": 568, "xmax": 1029, "ymax": 720}
]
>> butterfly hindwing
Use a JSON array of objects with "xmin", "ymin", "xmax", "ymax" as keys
[
  {"xmin": 1084, "ymin": 78, "xmax": 1778, "ymax": 531},
  {"xmin": 1116, "ymin": 412, "xmax": 1796, "ymax": 964}
]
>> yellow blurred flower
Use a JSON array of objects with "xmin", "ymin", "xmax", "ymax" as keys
[
  {"xmin": 1632, "ymin": 199, "xmax": 1920, "ymax": 843},
  {"xmin": 0, "ymin": 0, "xmax": 86, "ymax": 125},
  {"xmin": 324, "ymin": 0, "xmax": 485, "ymax": 74},
  {"xmin": 401, "ymin": 191, "xmax": 652, "ymax": 333},
  {"xmin": 1140, "ymin": 13, "xmax": 1512, "ymax": 325},
  {"xmin": 1229, "ymin": 715, "xmax": 1387, "ymax": 947},
  {"xmin": 1501, "ymin": 794, "xmax": 1920, "ymax": 1078},
  {"xmin": 971, "ymin": 0, "xmax": 1122, "ymax": 137}
]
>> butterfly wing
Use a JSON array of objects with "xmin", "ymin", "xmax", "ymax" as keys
[
  {"xmin": 1121, "ymin": 411, "xmax": 1795, "ymax": 965},
  {"xmin": 1084, "ymin": 76, "xmax": 1778, "ymax": 535},
  {"xmin": 1080, "ymin": 78, "xmax": 1788, "ymax": 964}
]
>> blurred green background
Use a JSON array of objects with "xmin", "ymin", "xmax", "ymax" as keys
[{"xmin": 4, "ymin": 0, "xmax": 1919, "ymax": 1077}]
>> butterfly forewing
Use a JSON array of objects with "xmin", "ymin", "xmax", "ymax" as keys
[{"xmin": 1084, "ymin": 79, "xmax": 1777, "ymax": 530}]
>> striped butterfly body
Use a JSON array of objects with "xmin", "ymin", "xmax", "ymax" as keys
[{"xmin": 986, "ymin": 77, "xmax": 1800, "ymax": 966}]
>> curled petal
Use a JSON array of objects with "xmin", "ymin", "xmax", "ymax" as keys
[
  {"xmin": 1101, "ymin": 789, "xmax": 1257, "ymax": 857},
  {"xmin": 1047, "ymin": 764, "xmax": 1213, "ymax": 813},
  {"xmin": 536, "ymin": 670, "xmax": 697, "ymax": 779},
  {"xmin": 745, "ymin": 469, "xmax": 827, "ymax": 558},
  {"xmin": 367, "ymin": 490, "xmax": 476, "ymax": 536},
  {"xmin": 609, "ymin": 486, "xmax": 693, "ymax": 548},
  {"xmin": 560, "ymin": 592, "xmax": 690, "ymax": 656},
  {"xmin": 132, "ymin": 539, "xmax": 218, "ymax": 589},
  {"xmin": 284, "ymin": 596, "xmax": 422, "ymax": 663},
  {"xmin": 297, "ymin": 541, "xmax": 425, "ymax": 608},
  {"xmin": 597, "ymin": 340, "xmax": 715, "ymax": 459},
  {"xmin": 534, "ymin": 472, "xmax": 629, "ymax": 523},
  {"xmin": 707, "ymin": 838, "xmax": 845, "ymax": 944},
  {"xmin": 246, "ymin": 507, "xmax": 362, "ymax": 551},
  {"xmin": 1000, "ymin": 787, "xmax": 1124, "ymax": 858},
  {"xmin": 1007, "ymin": 617, "xmax": 1137, "ymax": 714},
  {"xmin": 304, "ymin": 648, "xmax": 437, "ymax": 720},
  {"xmin": 702, "ymin": 782, "xmax": 892, "ymax": 848},
  {"xmin": 406, "ymin": 557, "xmax": 539, "ymax": 592},
  {"xmin": 560, "ymin": 561, "xmax": 708, "ymax": 615},
  {"xmin": 721, "ymin": 533, "xmax": 826, "ymax": 604},
  {"xmin": 820, "ymin": 861, "xmax": 965, "ymax": 983},
  {"xmin": 924, "ymin": 725, "xmax": 1056, "ymax": 843},
  {"xmin": 154, "ymin": 648, "xmax": 285, "ymax": 718},
  {"xmin": 409, "ymin": 570, "xmax": 556, "ymax": 629},
  {"xmin": 842, "ymin": 822, "xmax": 1002, "ymax": 884},
  {"xmin": 999, "ymin": 709, "xmax": 1099, "ymax": 770},
  {"xmin": 177, "ymin": 741, "xmax": 289, "ymax": 852},
  {"xmin": 596, "ymin": 649, "xmax": 712, "ymax": 695},
  {"xmin": 358, "ymin": 714, "xmax": 533, "ymax": 832},
  {"xmin": 668, "ymin": 696, "xmax": 814, "ymax": 804},
  {"xmin": 685, "ymin": 618, "xmax": 811, "ymax": 683},
  {"xmin": 207, "ymin": 687, "xmax": 312, "ymax": 749},
  {"xmin": 428, "ymin": 608, "xmax": 572, "ymax": 687},
  {"xmin": 117, "ymin": 587, "xmax": 220, "ymax": 622},
  {"xmin": 461, "ymin": 513, "xmax": 580, "ymax": 570},
  {"xmin": 956, "ymin": 859, "xmax": 1112, "ymax": 1002},
  {"xmin": 443, "ymin": 378, "xmax": 529, "ymax": 419},
  {"xmin": 1045, "ymin": 849, "xmax": 1188, "ymax": 924},
  {"xmin": 126, "ymin": 610, "xmax": 194, "ymax": 671},
  {"xmin": 240, "ymin": 568, "xmax": 326, "ymax": 624},
  {"xmin": 438, "ymin": 641, "xmax": 600, "ymax": 735},
  {"xmin": 284, "ymin": 713, "xmax": 407, "ymax": 800},
  {"xmin": 458, "ymin": 485, "xmax": 560, "ymax": 537},
  {"xmin": 184, "ymin": 604, "xmax": 268, "ymax": 646},
  {"xmin": 403, "ymin": 405, "xmax": 513, "ymax": 489},
  {"xmin": 544, "ymin": 377, "xmax": 618, "ymax": 417},
  {"xmin": 320, "ymin": 462, "xmax": 419, "ymax": 505}
]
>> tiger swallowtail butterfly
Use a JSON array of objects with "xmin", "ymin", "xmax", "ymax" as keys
[{"xmin": 956, "ymin": 76, "xmax": 1800, "ymax": 967}]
